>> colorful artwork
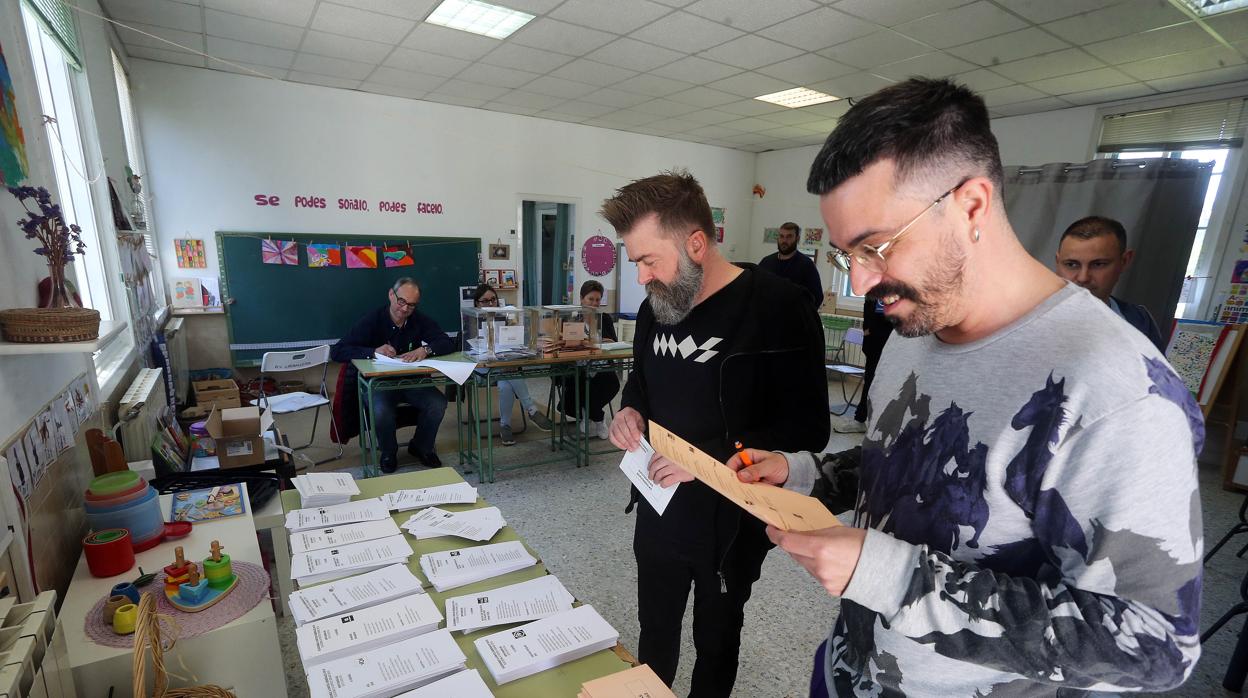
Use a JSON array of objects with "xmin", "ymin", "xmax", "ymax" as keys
[
  {"xmin": 499, "ymin": 269, "xmax": 517, "ymax": 288},
  {"xmin": 1222, "ymin": 284, "xmax": 1248, "ymax": 323},
  {"xmin": 711, "ymin": 208, "xmax": 725, "ymax": 243},
  {"xmin": 763, "ymin": 227, "xmax": 781, "ymax": 243},
  {"xmin": 1165, "ymin": 324, "xmax": 1221, "ymax": 395},
  {"xmin": 383, "ymin": 245, "xmax": 414, "ymax": 267},
  {"xmin": 347, "ymin": 245, "xmax": 377, "ymax": 269},
  {"xmin": 307, "ymin": 243, "xmax": 341, "ymax": 268},
  {"xmin": 33, "ymin": 408, "xmax": 56, "ymax": 467},
  {"xmin": 171, "ymin": 278, "xmax": 203, "ymax": 308},
  {"xmin": 0, "ymin": 40, "xmax": 29, "ymax": 186},
  {"xmin": 805, "ymin": 228, "xmax": 824, "ymax": 244},
  {"xmin": 1234, "ymin": 259, "xmax": 1248, "ymax": 284},
  {"xmin": 200, "ymin": 277, "xmax": 221, "ymax": 307},
  {"xmin": 170, "ymin": 483, "xmax": 246, "ymax": 522},
  {"xmin": 483, "ymin": 270, "xmax": 501, "ymax": 287},
  {"xmin": 175, "ymin": 239, "xmax": 206, "ymax": 268},
  {"xmin": 261, "ymin": 239, "xmax": 298, "ymax": 265}
]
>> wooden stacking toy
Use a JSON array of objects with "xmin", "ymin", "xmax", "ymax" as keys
[{"xmin": 167, "ymin": 540, "xmax": 237, "ymax": 612}]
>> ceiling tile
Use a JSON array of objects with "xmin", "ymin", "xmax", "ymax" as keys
[
  {"xmin": 808, "ymin": 71, "xmax": 895, "ymax": 98},
  {"xmin": 650, "ymin": 55, "xmax": 742, "ymax": 83},
  {"xmin": 202, "ymin": 0, "xmax": 317, "ymax": 26},
  {"xmin": 492, "ymin": 89, "xmax": 567, "ymax": 109},
  {"xmin": 1059, "ymin": 82, "xmax": 1156, "ymax": 105},
  {"xmin": 1120, "ymin": 44, "xmax": 1246, "ymax": 82},
  {"xmin": 717, "ymin": 132, "xmax": 772, "ymax": 145},
  {"xmin": 207, "ymin": 59, "xmax": 284, "ymax": 78},
  {"xmin": 586, "ymin": 38, "xmax": 685, "ymax": 72},
  {"xmin": 991, "ymin": 0, "xmax": 1117, "ymax": 24},
  {"xmin": 757, "ymin": 108, "xmax": 825, "ymax": 126},
  {"xmin": 287, "ymin": 71, "xmax": 362, "ymax": 89},
  {"xmin": 991, "ymin": 48, "xmax": 1107, "ymax": 82},
  {"xmin": 988, "ymin": 95, "xmax": 1074, "ymax": 117},
  {"xmin": 1145, "ymin": 64, "xmax": 1248, "ymax": 93},
  {"xmin": 800, "ymin": 100, "xmax": 852, "ymax": 119},
  {"xmin": 631, "ymin": 98, "xmax": 701, "ymax": 116},
  {"xmin": 384, "ymin": 47, "xmax": 471, "ymax": 77},
  {"xmin": 588, "ymin": 109, "xmax": 662, "ymax": 126},
  {"xmin": 454, "ymin": 63, "xmax": 542, "ymax": 88},
  {"xmin": 979, "ymin": 83, "xmax": 1048, "ymax": 106},
  {"xmin": 664, "ymin": 85, "xmax": 740, "ymax": 107},
  {"xmin": 953, "ymin": 68, "xmax": 1013, "ymax": 92},
  {"xmin": 511, "ymin": 18, "xmax": 618, "ymax": 56},
  {"xmin": 331, "ymin": 0, "xmax": 438, "ymax": 20},
  {"xmin": 946, "ymin": 28, "xmax": 1070, "ymax": 67},
  {"xmin": 426, "ymin": 93, "xmax": 489, "ymax": 108},
  {"xmin": 1204, "ymin": 11, "xmax": 1248, "ymax": 41},
  {"xmin": 523, "ymin": 75, "xmax": 600, "ymax": 99},
  {"xmin": 311, "ymin": 3, "xmax": 415, "ymax": 44},
  {"xmin": 706, "ymin": 71, "xmax": 794, "ymax": 97},
  {"xmin": 685, "ymin": 123, "xmax": 746, "ymax": 139},
  {"xmin": 550, "ymin": 0, "xmax": 672, "ymax": 34},
  {"xmin": 115, "ymin": 23, "xmax": 203, "ymax": 54},
  {"xmin": 292, "ymin": 52, "xmax": 376, "ymax": 79},
  {"xmin": 103, "ymin": 0, "xmax": 204, "ymax": 31},
  {"xmin": 367, "ymin": 66, "xmax": 448, "ymax": 90},
  {"xmin": 1028, "ymin": 67, "xmax": 1137, "ymax": 95},
  {"xmin": 833, "ymin": 0, "xmax": 970, "ymax": 27},
  {"xmin": 717, "ymin": 99, "xmax": 790, "ymax": 116},
  {"xmin": 684, "ymin": 0, "xmax": 818, "ymax": 31},
  {"xmin": 359, "ymin": 82, "xmax": 426, "ymax": 99},
  {"xmin": 487, "ymin": 103, "xmax": 543, "ymax": 116},
  {"xmin": 126, "ymin": 45, "xmax": 207, "ymax": 68},
  {"xmin": 536, "ymin": 110, "xmax": 590, "ymax": 124},
  {"xmin": 1042, "ymin": 2, "xmax": 1190, "ymax": 45},
  {"xmin": 403, "ymin": 23, "xmax": 499, "ymax": 60},
  {"xmin": 673, "ymin": 108, "xmax": 741, "ymax": 125},
  {"xmin": 895, "ymin": 2, "xmax": 1027, "ymax": 49},
  {"xmin": 760, "ymin": 124, "xmax": 821, "ymax": 139},
  {"xmin": 204, "ymin": 10, "xmax": 305, "ymax": 50},
  {"xmin": 699, "ymin": 34, "xmax": 804, "ymax": 70},
  {"xmin": 498, "ymin": 0, "xmax": 565, "ymax": 14},
  {"xmin": 817, "ymin": 31, "xmax": 928, "ymax": 70},
  {"xmin": 550, "ymin": 59, "xmax": 639, "ymax": 85},
  {"xmin": 206, "ymin": 36, "xmax": 296, "ymax": 69},
  {"xmin": 651, "ymin": 0, "xmax": 699, "ymax": 7},
  {"xmin": 434, "ymin": 79, "xmax": 511, "ymax": 101},
  {"xmin": 757, "ymin": 8, "xmax": 877, "ymax": 51},
  {"xmin": 645, "ymin": 117, "xmax": 702, "ymax": 133},
  {"xmin": 582, "ymin": 87, "xmax": 655, "ymax": 107},
  {"xmin": 757, "ymin": 53, "xmax": 856, "ymax": 85},
  {"xmin": 1084, "ymin": 24, "xmax": 1218, "ymax": 66},
  {"xmin": 300, "ymin": 31, "xmax": 393, "ymax": 64},
  {"xmin": 613, "ymin": 73, "xmax": 697, "ymax": 96},
  {"xmin": 548, "ymin": 100, "xmax": 617, "ymax": 118},
  {"xmin": 874, "ymin": 52, "xmax": 976, "ymax": 80},
  {"xmin": 480, "ymin": 44, "xmax": 574, "ymax": 73},
  {"xmin": 630, "ymin": 12, "xmax": 744, "ymax": 53},
  {"xmin": 722, "ymin": 116, "xmax": 786, "ymax": 131}
]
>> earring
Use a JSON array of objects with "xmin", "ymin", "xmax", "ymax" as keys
[{"xmin": 973, "ymin": 228, "xmax": 981, "ymax": 242}]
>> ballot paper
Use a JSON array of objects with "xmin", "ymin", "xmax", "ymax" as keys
[
  {"xmin": 384, "ymin": 483, "xmax": 479, "ymax": 512},
  {"xmin": 394, "ymin": 669, "xmax": 493, "ymax": 698},
  {"xmin": 648, "ymin": 421, "xmax": 841, "ymax": 531},
  {"xmin": 370, "ymin": 355, "xmax": 478, "ymax": 385},
  {"xmin": 580, "ymin": 664, "xmax": 676, "ymax": 698},
  {"xmin": 290, "ymin": 519, "xmax": 403, "ymax": 555},
  {"xmin": 292, "ymin": 534, "xmax": 413, "ymax": 586},
  {"xmin": 288, "ymin": 563, "xmax": 424, "ymax": 626},
  {"xmin": 617, "ymin": 437, "xmax": 676, "ymax": 516},
  {"xmin": 292, "ymin": 472, "xmax": 359, "ymax": 507},
  {"xmin": 402, "ymin": 506, "xmax": 505, "ymax": 542},
  {"xmin": 296, "ymin": 593, "xmax": 444, "ymax": 666},
  {"xmin": 306, "ymin": 629, "xmax": 466, "ymax": 698},
  {"xmin": 445, "ymin": 574, "xmax": 576, "ymax": 634},
  {"xmin": 475, "ymin": 605, "xmax": 619, "ymax": 685},
  {"xmin": 419, "ymin": 541, "xmax": 537, "ymax": 592},
  {"xmin": 285, "ymin": 497, "xmax": 390, "ymax": 532}
]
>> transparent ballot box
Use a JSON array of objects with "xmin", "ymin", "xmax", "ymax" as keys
[
  {"xmin": 533, "ymin": 305, "xmax": 603, "ymax": 356},
  {"xmin": 461, "ymin": 306, "xmax": 537, "ymax": 360}
]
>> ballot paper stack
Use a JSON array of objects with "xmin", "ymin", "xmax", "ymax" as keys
[
  {"xmin": 296, "ymin": 593, "xmax": 443, "ymax": 665},
  {"xmin": 445, "ymin": 575, "xmax": 576, "ymax": 634},
  {"xmin": 292, "ymin": 472, "xmax": 359, "ymax": 507},
  {"xmin": 579, "ymin": 665, "xmax": 676, "ymax": 698},
  {"xmin": 306, "ymin": 629, "xmax": 467, "ymax": 698},
  {"xmin": 395, "ymin": 669, "xmax": 494, "ymax": 697},
  {"xmin": 383, "ymin": 483, "xmax": 479, "ymax": 512},
  {"xmin": 285, "ymin": 497, "xmax": 390, "ymax": 532},
  {"xmin": 402, "ymin": 506, "xmax": 506, "ymax": 541},
  {"xmin": 291, "ymin": 534, "xmax": 413, "ymax": 586},
  {"xmin": 289, "ymin": 519, "xmax": 402, "ymax": 555},
  {"xmin": 288, "ymin": 563, "xmax": 425, "ymax": 626},
  {"xmin": 419, "ymin": 541, "xmax": 537, "ymax": 592},
  {"xmin": 475, "ymin": 605, "xmax": 619, "ymax": 685}
]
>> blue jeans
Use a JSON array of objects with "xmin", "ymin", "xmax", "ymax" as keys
[
  {"xmin": 370, "ymin": 387, "xmax": 447, "ymax": 460},
  {"xmin": 498, "ymin": 379, "xmax": 534, "ymax": 428}
]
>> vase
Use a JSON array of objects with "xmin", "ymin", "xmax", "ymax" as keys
[{"xmin": 43, "ymin": 262, "xmax": 78, "ymax": 309}]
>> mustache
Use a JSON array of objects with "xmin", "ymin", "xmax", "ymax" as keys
[{"xmin": 867, "ymin": 282, "xmax": 920, "ymax": 302}]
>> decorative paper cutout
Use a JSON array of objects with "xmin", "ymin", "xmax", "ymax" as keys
[
  {"xmin": 308, "ymin": 243, "xmax": 342, "ymax": 268},
  {"xmin": 171, "ymin": 278, "xmax": 203, "ymax": 308},
  {"xmin": 347, "ymin": 245, "xmax": 377, "ymax": 269},
  {"xmin": 175, "ymin": 239, "xmax": 206, "ymax": 268},
  {"xmin": 804, "ymin": 228, "xmax": 823, "ymax": 244},
  {"xmin": 0, "ymin": 41, "xmax": 29, "ymax": 186},
  {"xmin": 261, "ymin": 239, "xmax": 298, "ymax": 265},
  {"xmin": 383, "ymin": 245, "xmax": 414, "ymax": 267}
]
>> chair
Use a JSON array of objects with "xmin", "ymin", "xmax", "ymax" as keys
[
  {"xmin": 252, "ymin": 345, "xmax": 341, "ymax": 466},
  {"xmin": 821, "ymin": 315, "xmax": 854, "ymax": 364},
  {"xmin": 827, "ymin": 327, "xmax": 866, "ymax": 416}
]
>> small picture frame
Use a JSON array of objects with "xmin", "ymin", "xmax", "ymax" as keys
[
  {"xmin": 489, "ymin": 244, "xmax": 510, "ymax": 260},
  {"xmin": 483, "ymin": 270, "xmax": 501, "ymax": 287},
  {"xmin": 499, "ymin": 269, "xmax": 517, "ymax": 288}
]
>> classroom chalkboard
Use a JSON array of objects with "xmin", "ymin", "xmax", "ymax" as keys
[{"xmin": 217, "ymin": 231, "xmax": 480, "ymax": 367}]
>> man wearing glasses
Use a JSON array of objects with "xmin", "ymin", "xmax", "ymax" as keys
[
  {"xmin": 331, "ymin": 278, "xmax": 454, "ymax": 472},
  {"xmin": 728, "ymin": 79, "xmax": 1202, "ymax": 695}
]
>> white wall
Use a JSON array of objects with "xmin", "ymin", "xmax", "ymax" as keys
[{"xmin": 130, "ymin": 61, "xmax": 758, "ymax": 324}]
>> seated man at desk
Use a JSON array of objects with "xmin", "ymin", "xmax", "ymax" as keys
[
  {"xmin": 330, "ymin": 278, "xmax": 454, "ymax": 472},
  {"xmin": 472, "ymin": 283, "xmax": 553, "ymax": 446},
  {"xmin": 557, "ymin": 280, "xmax": 621, "ymax": 440}
]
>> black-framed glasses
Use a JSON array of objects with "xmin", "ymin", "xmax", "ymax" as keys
[
  {"xmin": 392, "ymin": 290, "xmax": 419, "ymax": 309},
  {"xmin": 829, "ymin": 178, "xmax": 970, "ymax": 274},
  {"xmin": 478, "ymin": 295, "xmax": 499, "ymax": 306}
]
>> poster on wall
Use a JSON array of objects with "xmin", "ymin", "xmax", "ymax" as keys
[
  {"xmin": 383, "ymin": 244, "xmax": 414, "ymax": 267},
  {"xmin": 1164, "ymin": 321, "xmax": 1225, "ymax": 396},
  {"xmin": 0, "ymin": 39, "xmax": 30, "ymax": 186},
  {"xmin": 261, "ymin": 239, "xmax": 299, "ymax": 265},
  {"xmin": 346, "ymin": 245, "xmax": 377, "ymax": 269},
  {"xmin": 308, "ymin": 243, "xmax": 342, "ymax": 267},
  {"xmin": 711, "ymin": 207, "xmax": 725, "ymax": 243},
  {"xmin": 175, "ymin": 239, "xmax": 206, "ymax": 268},
  {"xmin": 171, "ymin": 278, "xmax": 203, "ymax": 308},
  {"xmin": 201, "ymin": 277, "xmax": 221, "ymax": 307},
  {"xmin": 804, "ymin": 228, "xmax": 823, "ymax": 244},
  {"xmin": 763, "ymin": 227, "xmax": 781, "ymax": 243},
  {"xmin": 3, "ymin": 438, "xmax": 31, "ymax": 500}
]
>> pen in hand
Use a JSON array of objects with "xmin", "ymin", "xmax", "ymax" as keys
[{"xmin": 734, "ymin": 440, "xmax": 753, "ymax": 467}]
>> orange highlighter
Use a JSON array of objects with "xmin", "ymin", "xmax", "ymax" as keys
[{"xmin": 733, "ymin": 441, "xmax": 753, "ymax": 467}]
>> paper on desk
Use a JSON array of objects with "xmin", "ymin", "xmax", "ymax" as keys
[
  {"xmin": 394, "ymin": 669, "xmax": 493, "ymax": 698},
  {"xmin": 285, "ymin": 497, "xmax": 390, "ymax": 532},
  {"xmin": 581, "ymin": 664, "xmax": 677, "ymax": 698},
  {"xmin": 296, "ymin": 592, "xmax": 443, "ymax": 666},
  {"xmin": 618, "ymin": 437, "xmax": 676, "ymax": 516},
  {"xmin": 291, "ymin": 534, "xmax": 413, "ymax": 584},
  {"xmin": 287, "ymin": 563, "xmax": 424, "ymax": 626},
  {"xmin": 290, "ymin": 518, "xmax": 402, "ymax": 554},
  {"xmin": 474, "ymin": 605, "xmax": 619, "ymax": 685},
  {"xmin": 370, "ymin": 355, "xmax": 478, "ymax": 385},
  {"xmin": 384, "ymin": 483, "xmax": 478, "ymax": 511},
  {"xmin": 445, "ymin": 574, "xmax": 575, "ymax": 634},
  {"xmin": 306, "ymin": 629, "xmax": 466, "ymax": 698},
  {"xmin": 597, "ymin": 341, "xmax": 633, "ymax": 351},
  {"xmin": 648, "ymin": 421, "xmax": 841, "ymax": 532},
  {"xmin": 402, "ymin": 506, "xmax": 505, "ymax": 542}
]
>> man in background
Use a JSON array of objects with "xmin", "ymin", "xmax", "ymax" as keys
[
  {"xmin": 759, "ymin": 221, "xmax": 823, "ymax": 303},
  {"xmin": 1056, "ymin": 215, "xmax": 1166, "ymax": 351}
]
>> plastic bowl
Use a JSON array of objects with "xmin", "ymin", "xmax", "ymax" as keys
[{"xmin": 87, "ymin": 471, "xmax": 141, "ymax": 496}]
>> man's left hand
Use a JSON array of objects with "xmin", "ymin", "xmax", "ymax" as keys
[
  {"xmin": 648, "ymin": 454, "xmax": 694, "ymax": 488},
  {"xmin": 767, "ymin": 525, "xmax": 867, "ymax": 597},
  {"xmin": 400, "ymin": 347, "xmax": 430, "ymax": 362}
]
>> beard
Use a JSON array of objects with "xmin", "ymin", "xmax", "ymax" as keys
[
  {"xmin": 647, "ymin": 251, "xmax": 704, "ymax": 326},
  {"xmin": 778, "ymin": 240, "xmax": 797, "ymax": 255},
  {"xmin": 869, "ymin": 240, "xmax": 965, "ymax": 338}
]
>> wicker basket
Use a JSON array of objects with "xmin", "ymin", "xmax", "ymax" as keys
[{"xmin": 0, "ymin": 307, "xmax": 101, "ymax": 343}]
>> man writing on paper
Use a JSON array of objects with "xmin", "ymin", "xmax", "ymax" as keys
[
  {"xmin": 331, "ymin": 278, "xmax": 454, "ymax": 472},
  {"xmin": 603, "ymin": 171, "xmax": 828, "ymax": 696},
  {"xmin": 729, "ymin": 78, "xmax": 1202, "ymax": 695}
]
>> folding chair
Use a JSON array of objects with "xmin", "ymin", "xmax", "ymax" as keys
[
  {"xmin": 252, "ymin": 345, "xmax": 342, "ymax": 466},
  {"xmin": 827, "ymin": 327, "xmax": 865, "ymax": 416},
  {"xmin": 821, "ymin": 315, "xmax": 854, "ymax": 364}
]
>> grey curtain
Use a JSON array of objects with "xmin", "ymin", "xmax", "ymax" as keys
[
  {"xmin": 522, "ymin": 201, "xmax": 539, "ymax": 306},
  {"xmin": 1004, "ymin": 157, "xmax": 1211, "ymax": 329}
]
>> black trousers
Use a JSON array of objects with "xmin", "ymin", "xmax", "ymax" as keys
[
  {"xmin": 853, "ymin": 335, "xmax": 888, "ymax": 423},
  {"xmin": 558, "ymin": 371, "xmax": 620, "ymax": 422},
  {"xmin": 634, "ymin": 532, "xmax": 770, "ymax": 697}
]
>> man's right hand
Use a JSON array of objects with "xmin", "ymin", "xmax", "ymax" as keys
[
  {"xmin": 375, "ymin": 344, "xmax": 397, "ymax": 358},
  {"xmin": 609, "ymin": 406, "xmax": 645, "ymax": 451},
  {"xmin": 726, "ymin": 450, "xmax": 790, "ymax": 486}
]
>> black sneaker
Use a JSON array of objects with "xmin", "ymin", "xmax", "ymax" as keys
[
  {"xmin": 417, "ymin": 451, "xmax": 442, "ymax": 469},
  {"xmin": 500, "ymin": 425, "xmax": 516, "ymax": 446},
  {"xmin": 379, "ymin": 454, "xmax": 398, "ymax": 474}
]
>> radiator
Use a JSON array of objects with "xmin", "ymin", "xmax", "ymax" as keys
[
  {"xmin": 163, "ymin": 317, "xmax": 189, "ymax": 405},
  {"xmin": 117, "ymin": 368, "xmax": 168, "ymax": 462},
  {"xmin": 823, "ymin": 314, "xmax": 867, "ymax": 367}
]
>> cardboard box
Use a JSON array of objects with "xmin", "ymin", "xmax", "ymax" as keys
[
  {"xmin": 204, "ymin": 406, "xmax": 272, "ymax": 468},
  {"xmin": 194, "ymin": 379, "xmax": 241, "ymax": 409}
]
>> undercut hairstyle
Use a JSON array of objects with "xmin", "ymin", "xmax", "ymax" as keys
[
  {"xmin": 1061, "ymin": 216, "xmax": 1128, "ymax": 254},
  {"xmin": 580, "ymin": 280, "xmax": 605, "ymax": 299},
  {"xmin": 392, "ymin": 277, "xmax": 420, "ymax": 294},
  {"xmin": 780, "ymin": 222, "xmax": 800, "ymax": 235},
  {"xmin": 471, "ymin": 283, "xmax": 496, "ymax": 305},
  {"xmin": 807, "ymin": 78, "xmax": 1004, "ymax": 198},
  {"xmin": 600, "ymin": 169, "xmax": 717, "ymax": 245}
]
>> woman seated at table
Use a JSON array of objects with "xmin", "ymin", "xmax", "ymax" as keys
[
  {"xmin": 558, "ymin": 280, "xmax": 621, "ymax": 440},
  {"xmin": 472, "ymin": 284, "xmax": 552, "ymax": 445}
]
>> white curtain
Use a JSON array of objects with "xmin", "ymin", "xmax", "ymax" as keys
[{"xmin": 1003, "ymin": 157, "xmax": 1211, "ymax": 327}]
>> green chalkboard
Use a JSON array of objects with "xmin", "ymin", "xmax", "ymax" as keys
[{"xmin": 217, "ymin": 231, "xmax": 480, "ymax": 367}]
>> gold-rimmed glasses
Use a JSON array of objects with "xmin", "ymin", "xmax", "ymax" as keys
[{"xmin": 829, "ymin": 178, "xmax": 970, "ymax": 274}]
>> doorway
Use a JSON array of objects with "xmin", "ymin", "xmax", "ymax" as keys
[{"xmin": 522, "ymin": 201, "xmax": 574, "ymax": 306}]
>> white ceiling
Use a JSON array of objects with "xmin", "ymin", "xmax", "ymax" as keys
[{"xmin": 102, "ymin": 0, "xmax": 1248, "ymax": 153}]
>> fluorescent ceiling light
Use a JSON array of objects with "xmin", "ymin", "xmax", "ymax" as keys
[
  {"xmin": 754, "ymin": 87, "xmax": 839, "ymax": 108},
  {"xmin": 1176, "ymin": 0, "xmax": 1248, "ymax": 16},
  {"xmin": 426, "ymin": 0, "xmax": 535, "ymax": 39}
]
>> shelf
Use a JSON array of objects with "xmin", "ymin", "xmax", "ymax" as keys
[
  {"xmin": 0, "ymin": 320, "xmax": 127, "ymax": 356},
  {"xmin": 172, "ymin": 307, "xmax": 225, "ymax": 316}
]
